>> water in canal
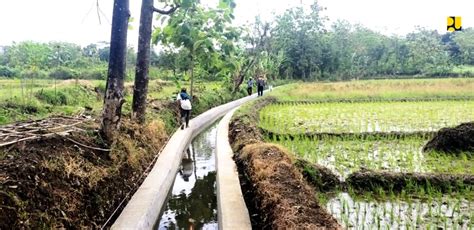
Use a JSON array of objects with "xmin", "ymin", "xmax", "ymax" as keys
[{"xmin": 158, "ymin": 123, "xmax": 219, "ymax": 230}]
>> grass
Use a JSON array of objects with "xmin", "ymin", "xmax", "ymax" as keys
[
  {"xmin": 0, "ymin": 78, "xmax": 103, "ymax": 101},
  {"xmin": 260, "ymin": 100, "xmax": 474, "ymax": 134},
  {"xmin": 267, "ymin": 78, "xmax": 474, "ymax": 102},
  {"xmin": 146, "ymin": 80, "xmax": 223, "ymax": 100},
  {"xmin": 453, "ymin": 65, "xmax": 474, "ymax": 75},
  {"xmin": 0, "ymin": 78, "xmax": 231, "ymax": 126}
]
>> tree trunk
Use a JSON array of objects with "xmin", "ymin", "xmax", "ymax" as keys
[
  {"xmin": 132, "ymin": 0, "xmax": 153, "ymax": 123},
  {"xmin": 100, "ymin": 0, "xmax": 129, "ymax": 142},
  {"xmin": 190, "ymin": 54, "xmax": 194, "ymax": 98},
  {"xmin": 232, "ymin": 58, "xmax": 256, "ymax": 93}
]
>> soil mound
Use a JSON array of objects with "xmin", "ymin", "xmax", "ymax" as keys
[
  {"xmin": 0, "ymin": 119, "xmax": 167, "ymax": 229},
  {"xmin": 294, "ymin": 159, "xmax": 341, "ymax": 192},
  {"xmin": 423, "ymin": 122, "xmax": 474, "ymax": 154},
  {"xmin": 237, "ymin": 143, "xmax": 341, "ymax": 229},
  {"xmin": 347, "ymin": 169, "xmax": 474, "ymax": 193}
]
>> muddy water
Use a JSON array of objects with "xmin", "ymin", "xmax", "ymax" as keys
[
  {"xmin": 327, "ymin": 192, "xmax": 473, "ymax": 229},
  {"xmin": 158, "ymin": 123, "xmax": 219, "ymax": 230}
]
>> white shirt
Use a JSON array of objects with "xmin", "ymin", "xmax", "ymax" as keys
[{"xmin": 177, "ymin": 93, "xmax": 192, "ymax": 110}]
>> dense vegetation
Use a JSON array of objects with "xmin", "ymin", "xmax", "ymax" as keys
[
  {"xmin": 154, "ymin": 3, "xmax": 474, "ymax": 83},
  {"xmin": 1, "ymin": 2, "xmax": 473, "ymax": 85},
  {"xmin": 0, "ymin": 42, "xmax": 133, "ymax": 80}
]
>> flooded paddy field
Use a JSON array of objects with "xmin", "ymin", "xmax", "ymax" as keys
[
  {"xmin": 325, "ymin": 192, "xmax": 473, "ymax": 229},
  {"xmin": 260, "ymin": 100, "xmax": 474, "ymax": 135},
  {"xmin": 258, "ymin": 81, "xmax": 474, "ymax": 228},
  {"xmin": 269, "ymin": 135, "xmax": 474, "ymax": 180}
]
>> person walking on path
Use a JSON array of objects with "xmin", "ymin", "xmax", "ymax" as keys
[
  {"xmin": 246, "ymin": 77, "xmax": 254, "ymax": 96},
  {"xmin": 257, "ymin": 76, "xmax": 265, "ymax": 96},
  {"xmin": 176, "ymin": 88, "xmax": 192, "ymax": 129}
]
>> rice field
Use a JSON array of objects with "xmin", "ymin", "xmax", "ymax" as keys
[
  {"xmin": 260, "ymin": 101, "xmax": 474, "ymax": 134},
  {"xmin": 268, "ymin": 135, "xmax": 474, "ymax": 180},
  {"xmin": 260, "ymin": 79, "xmax": 474, "ymax": 228},
  {"xmin": 326, "ymin": 192, "xmax": 473, "ymax": 229},
  {"xmin": 268, "ymin": 78, "xmax": 474, "ymax": 102}
]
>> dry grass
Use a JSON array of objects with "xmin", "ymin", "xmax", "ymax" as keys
[
  {"xmin": 238, "ymin": 143, "xmax": 342, "ymax": 229},
  {"xmin": 41, "ymin": 155, "xmax": 109, "ymax": 188},
  {"xmin": 143, "ymin": 120, "xmax": 167, "ymax": 148},
  {"xmin": 110, "ymin": 118, "xmax": 168, "ymax": 169},
  {"xmin": 271, "ymin": 78, "xmax": 474, "ymax": 101}
]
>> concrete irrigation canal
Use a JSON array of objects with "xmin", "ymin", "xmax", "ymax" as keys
[
  {"xmin": 111, "ymin": 95, "xmax": 255, "ymax": 229},
  {"xmin": 158, "ymin": 122, "xmax": 219, "ymax": 229}
]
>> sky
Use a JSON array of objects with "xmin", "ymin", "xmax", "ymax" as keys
[{"xmin": 0, "ymin": 0, "xmax": 472, "ymax": 48}]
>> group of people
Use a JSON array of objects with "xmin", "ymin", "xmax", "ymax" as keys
[
  {"xmin": 176, "ymin": 76, "xmax": 270, "ymax": 130},
  {"xmin": 246, "ymin": 76, "xmax": 267, "ymax": 96}
]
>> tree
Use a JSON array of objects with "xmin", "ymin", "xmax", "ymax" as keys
[
  {"xmin": 153, "ymin": 0, "xmax": 237, "ymax": 98},
  {"xmin": 405, "ymin": 28, "xmax": 451, "ymax": 75},
  {"xmin": 229, "ymin": 17, "xmax": 270, "ymax": 93},
  {"xmin": 272, "ymin": 3, "xmax": 325, "ymax": 80},
  {"xmin": 98, "ymin": 46, "xmax": 110, "ymax": 62},
  {"xmin": 131, "ymin": 0, "xmax": 179, "ymax": 123},
  {"xmin": 100, "ymin": 0, "xmax": 130, "ymax": 141},
  {"xmin": 453, "ymin": 28, "xmax": 474, "ymax": 65}
]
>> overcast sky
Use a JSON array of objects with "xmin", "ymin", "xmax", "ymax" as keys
[{"xmin": 0, "ymin": 0, "xmax": 472, "ymax": 48}]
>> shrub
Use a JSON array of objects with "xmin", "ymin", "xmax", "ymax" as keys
[
  {"xmin": 35, "ymin": 87, "xmax": 93, "ymax": 106},
  {"xmin": 0, "ymin": 65, "xmax": 17, "ymax": 78},
  {"xmin": 81, "ymin": 67, "xmax": 107, "ymax": 80},
  {"xmin": 21, "ymin": 69, "xmax": 47, "ymax": 79},
  {"xmin": 35, "ymin": 89, "xmax": 70, "ymax": 105},
  {"xmin": 49, "ymin": 67, "xmax": 78, "ymax": 80}
]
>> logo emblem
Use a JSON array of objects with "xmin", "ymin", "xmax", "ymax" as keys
[{"xmin": 447, "ymin": 16, "xmax": 462, "ymax": 32}]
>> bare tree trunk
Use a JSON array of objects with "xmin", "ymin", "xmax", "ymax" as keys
[
  {"xmin": 232, "ymin": 58, "xmax": 256, "ymax": 93},
  {"xmin": 131, "ymin": 1, "xmax": 178, "ymax": 123},
  {"xmin": 190, "ymin": 54, "xmax": 194, "ymax": 98},
  {"xmin": 100, "ymin": 0, "xmax": 130, "ymax": 142},
  {"xmin": 132, "ymin": 0, "xmax": 153, "ymax": 123}
]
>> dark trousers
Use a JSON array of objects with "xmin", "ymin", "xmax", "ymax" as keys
[
  {"xmin": 247, "ymin": 87, "xmax": 252, "ymax": 95},
  {"xmin": 180, "ymin": 109, "xmax": 191, "ymax": 127},
  {"xmin": 257, "ymin": 86, "xmax": 264, "ymax": 96}
]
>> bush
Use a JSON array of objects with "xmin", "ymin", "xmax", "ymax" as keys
[
  {"xmin": 21, "ymin": 69, "xmax": 47, "ymax": 79},
  {"xmin": 49, "ymin": 67, "xmax": 78, "ymax": 80},
  {"xmin": 35, "ymin": 87, "xmax": 93, "ymax": 106},
  {"xmin": 35, "ymin": 89, "xmax": 70, "ymax": 105},
  {"xmin": 0, "ymin": 99, "xmax": 45, "ymax": 124},
  {"xmin": 81, "ymin": 67, "xmax": 107, "ymax": 80},
  {"xmin": 0, "ymin": 65, "xmax": 17, "ymax": 78}
]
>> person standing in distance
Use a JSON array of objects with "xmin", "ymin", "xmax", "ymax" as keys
[
  {"xmin": 246, "ymin": 77, "xmax": 254, "ymax": 96},
  {"xmin": 257, "ymin": 76, "xmax": 265, "ymax": 96},
  {"xmin": 176, "ymin": 88, "xmax": 192, "ymax": 129}
]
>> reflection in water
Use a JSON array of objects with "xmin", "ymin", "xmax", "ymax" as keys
[
  {"xmin": 158, "ymin": 124, "xmax": 218, "ymax": 230},
  {"xmin": 180, "ymin": 150, "xmax": 194, "ymax": 182}
]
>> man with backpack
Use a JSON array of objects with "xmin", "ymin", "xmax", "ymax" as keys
[{"xmin": 176, "ymin": 88, "xmax": 192, "ymax": 129}]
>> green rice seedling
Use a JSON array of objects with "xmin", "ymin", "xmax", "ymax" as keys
[{"xmin": 260, "ymin": 100, "xmax": 474, "ymax": 135}]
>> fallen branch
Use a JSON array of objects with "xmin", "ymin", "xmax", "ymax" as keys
[
  {"xmin": 62, "ymin": 135, "xmax": 111, "ymax": 152},
  {"xmin": 0, "ymin": 131, "xmax": 70, "ymax": 147}
]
